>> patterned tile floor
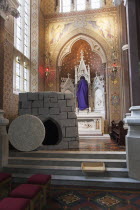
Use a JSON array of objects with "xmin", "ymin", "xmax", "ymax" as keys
[
  {"xmin": 44, "ymin": 185, "xmax": 140, "ymax": 210},
  {"xmin": 1, "ymin": 184, "xmax": 140, "ymax": 209}
]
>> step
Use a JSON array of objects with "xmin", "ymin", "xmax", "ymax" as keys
[
  {"xmin": 9, "ymin": 150, "xmax": 126, "ymax": 160},
  {"xmin": 9, "ymin": 173, "xmax": 140, "ymax": 189},
  {"xmin": 8, "ymin": 157, "xmax": 127, "ymax": 168},
  {"xmin": 52, "ymin": 175, "xmax": 140, "ymax": 189},
  {"xmin": 3, "ymin": 164, "xmax": 128, "ymax": 178},
  {"xmin": 79, "ymin": 135, "xmax": 110, "ymax": 139}
]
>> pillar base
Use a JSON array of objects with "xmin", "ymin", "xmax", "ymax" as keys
[
  {"xmin": 124, "ymin": 106, "xmax": 140, "ymax": 180},
  {"xmin": 0, "ymin": 110, "xmax": 9, "ymax": 168}
]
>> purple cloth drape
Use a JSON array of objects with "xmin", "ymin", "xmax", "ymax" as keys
[{"xmin": 76, "ymin": 78, "xmax": 89, "ymax": 110}]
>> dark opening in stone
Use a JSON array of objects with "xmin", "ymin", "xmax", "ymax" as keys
[{"xmin": 42, "ymin": 119, "xmax": 62, "ymax": 145}]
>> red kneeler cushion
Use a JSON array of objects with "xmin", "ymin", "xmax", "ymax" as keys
[
  {"xmin": 28, "ymin": 174, "xmax": 51, "ymax": 185},
  {"xmin": 0, "ymin": 197, "xmax": 30, "ymax": 210},
  {"xmin": 0, "ymin": 173, "xmax": 11, "ymax": 182},
  {"xmin": 10, "ymin": 184, "xmax": 42, "ymax": 199}
]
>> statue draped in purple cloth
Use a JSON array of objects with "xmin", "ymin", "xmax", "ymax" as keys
[{"xmin": 76, "ymin": 76, "xmax": 89, "ymax": 110}]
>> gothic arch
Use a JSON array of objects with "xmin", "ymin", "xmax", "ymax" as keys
[
  {"xmin": 51, "ymin": 28, "xmax": 111, "ymax": 67},
  {"xmin": 57, "ymin": 34, "xmax": 107, "ymax": 66}
]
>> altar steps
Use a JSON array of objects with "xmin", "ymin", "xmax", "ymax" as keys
[
  {"xmin": 3, "ymin": 150, "xmax": 140, "ymax": 189},
  {"xmin": 8, "ymin": 157, "xmax": 127, "ymax": 168},
  {"xmin": 9, "ymin": 150, "xmax": 126, "ymax": 159}
]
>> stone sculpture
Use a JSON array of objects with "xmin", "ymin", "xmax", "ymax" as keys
[{"xmin": 8, "ymin": 114, "xmax": 45, "ymax": 152}]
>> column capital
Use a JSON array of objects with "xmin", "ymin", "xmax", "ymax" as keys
[
  {"xmin": 124, "ymin": 106, "xmax": 140, "ymax": 126},
  {"xmin": 0, "ymin": 0, "xmax": 20, "ymax": 19},
  {"xmin": 124, "ymin": 0, "xmax": 128, "ymax": 7},
  {"xmin": 113, "ymin": 0, "xmax": 123, "ymax": 6},
  {"xmin": 122, "ymin": 44, "xmax": 129, "ymax": 51}
]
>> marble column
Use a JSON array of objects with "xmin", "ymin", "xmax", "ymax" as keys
[
  {"xmin": 126, "ymin": 0, "xmax": 140, "ymax": 106},
  {"xmin": 124, "ymin": 106, "xmax": 140, "ymax": 180},
  {"xmin": 0, "ymin": 110, "xmax": 9, "ymax": 169}
]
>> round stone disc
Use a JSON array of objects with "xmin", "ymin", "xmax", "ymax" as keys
[{"xmin": 8, "ymin": 114, "xmax": 45, "ymax": 152}]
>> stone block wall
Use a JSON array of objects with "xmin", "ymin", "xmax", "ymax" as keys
[{"xmin": 19, "ymin": 92, "xmax": 79, "ymax": 150}]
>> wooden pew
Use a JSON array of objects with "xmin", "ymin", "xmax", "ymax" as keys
[{"xmin": 110, "ymin": 120, "xmax": 127, "ymax": 146}]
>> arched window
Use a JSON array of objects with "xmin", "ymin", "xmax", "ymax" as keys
[
  {"xmin": 14, "ymin": 0, "xmax": 30, "ymax": 93},
  {"xmin": 77, "ymin": 0, "xmax": 86, "ymax": 11},
  {"xmin": 91, "ymin": 0, "xmax": 101, "ymax": 9},
  {"xmin": 60, "ymin": 0, "xmax": 71, "ymax": 12}
]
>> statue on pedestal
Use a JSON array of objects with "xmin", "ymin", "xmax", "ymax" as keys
[{"xmin": 76, "ymin": 76, "xmax": 89, "ymax": 111}]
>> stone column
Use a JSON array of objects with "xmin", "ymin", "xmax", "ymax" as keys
[
  {"xmin": 86, "ymin": 0, "xmax": 91, "ymax": 10},
  {"xmin": 122, "ymin": 44, "xmax": 130, "ymax": 115},
  {"xmin": 124, "ymin": 106, "xmax": 140, "ymax": 180},
  {"xmin": 71, "ymin": 0, "xmax": 74, "ymax": 11},
  {"xmin": 55, "ymin": 0, "xmax": 60, "ymax": 13},
  {"xmin": 0, "ymin": 110, "xmax": 9, "ymax": 168},
  {"xmin": 125, "ymin": 0, "xmax": 140, "ymax": 106},
  {"xmin": 0, "ymin": 17, "xmax": 4, "ymax": 110}
]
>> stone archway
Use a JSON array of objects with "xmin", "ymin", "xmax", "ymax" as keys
[{"xmin": 42, "ymin": 118, "xmax": 62, "ymax": 145}]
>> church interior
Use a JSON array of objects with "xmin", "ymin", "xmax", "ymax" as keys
[{"xmin": 0, "ymin": 0, "xmax": 140, "ymax": 209}]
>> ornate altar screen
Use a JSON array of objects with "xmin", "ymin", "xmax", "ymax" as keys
[{"xmin": 60, "ymin": 50, "xmax": 105, "ymax": 134}]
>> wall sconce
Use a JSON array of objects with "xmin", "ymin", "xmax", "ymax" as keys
[
  {"xmin": 107, "ymin": 61, "xmax": 119, "ymax": 84},
  {"xmin": 112, "ymin": 62, "xmax": 118, "ymax": 73},
  {"xmin": 45, "ymin": 68, "xmax": 50, "ymax": 77}
]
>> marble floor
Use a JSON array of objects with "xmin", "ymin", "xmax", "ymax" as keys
[{"xmin": 77, "ymin": 136, "xmax": 125, "ymax": 151}]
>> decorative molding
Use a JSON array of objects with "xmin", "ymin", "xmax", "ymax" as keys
[
  {"xmin": 45, "ymin": 7, "xmax": 117, "ymax": 19},
  {"xmin": 30, "ymin": 0, "xmax": 39, "ymax": 92},
  {"xmin": 75, "ymin": 50, "xmax": 91, "ymax": 84},
  {"xmin": 61, "ymin": 76, "xmax": 75, "ymax": 95}
]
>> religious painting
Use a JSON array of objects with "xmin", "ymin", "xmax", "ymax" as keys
[
  {"xmin": 49, "ymin": 22, "xmax": 73, "ymax": 45},
  {"xmin": 87, "ymin": 17, "xmax": 115, "ymax": 43}
]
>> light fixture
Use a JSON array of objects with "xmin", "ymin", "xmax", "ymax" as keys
[
  {"xmin": 45, "ymin": 68, "xmax": 50, "ymax": 77},
  {"xmin": 112, "ymin": 62, "xmax": 118, "ymax": 73},
  {"xmin": 107, "ymin": 48, "xmax": 120, "ymax": 82}
]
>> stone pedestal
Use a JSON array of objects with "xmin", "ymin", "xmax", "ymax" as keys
[
  {"xmin": 124, "ymin": 106, "xmax": 140, "ymax": 180},
  {"xmin": 0, "ymin": 110, "xmax": 9, "ymax": 168}
]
